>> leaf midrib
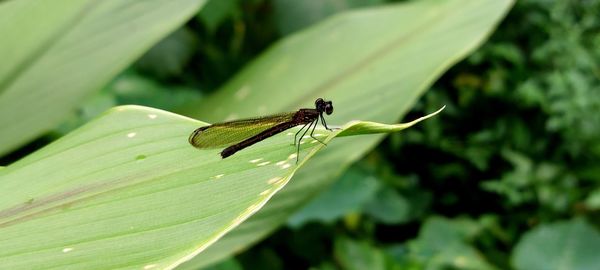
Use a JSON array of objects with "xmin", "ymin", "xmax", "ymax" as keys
[{"xmin": 291, "ymin": 3, "xmax": 446, "ymax": 108}]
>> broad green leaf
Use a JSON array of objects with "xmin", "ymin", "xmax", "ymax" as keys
[
  {"xmin": 135, "ymin": 28, "xmax": 200, "ymax": 79},
  {"xmin": 0, "ymin": 105, "xmax": 440, "ymax": 269},
  {"xmin": 201, "ymin": 258, "xmax": 243, "ymax": 270},
  {"xmin": 364, "ymin": 188, "xmax": 410, "ymax": 224},
  {"xmin": 197, "ymin": 0, "xmax": 239, "ymax": 33},
  {"xmin": 0, "ymin": 0, "xmax": 206, "ymax": 156},
  {"xmin": 107, "ymin": 73, "xmax": 202, "ymax": 111},
  {"xmin": 178, "ymin": 0, "xmax": 514, "ymax": 267},
  {"xmin": 410, "ymin": 216, "xmax": 497, "ymax": 270},
  {"xmin": 512, "ymin": 219, "xmax": 600, "ymax": 270},
  {"xmin": 287, "ymin": 164, "xmax": 382, "ymax": 228},
  {"xmin": 334, "ymin": 237, "xmax": 387, "ymax": 270},
  {"xmin": 584, "ymin": 188, "xmax": 600, "ymax": 210}
]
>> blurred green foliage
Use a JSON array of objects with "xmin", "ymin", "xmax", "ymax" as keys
[
  {"xmin": 3, "ymin": 0, "xmax": 599, "ymax": 269},
  {"xmin": 512, "ymin": 218, "xmax": 600, "ymax": 270}
]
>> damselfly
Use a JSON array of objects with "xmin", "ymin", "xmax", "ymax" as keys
[{"xmin": 189, "ymin": 98, "xmax": 335, "ymax": 162}]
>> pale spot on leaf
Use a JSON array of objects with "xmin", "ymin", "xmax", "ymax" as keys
[
  {"xmin": 454, "ymin": 256, "xmax": 467, "ymax": 267},
  {"xmin": 224, "ymin": 113, "xmax": 238, "ymax": 122},
  {"xmin": 249, "ymin": 158, "xmax": 263, "ymax": 163},
  {"xmin": 257, "ymin": 161, "xmax": 270, "ymax": 166},
  {"xmin": 257, "ymin": 105, "xmax": 268, "ymax": 114},
  {"xmin": 268, "ymin": 58, "xmax": 290, "ymax": 78},
  {"xmin": 235, "ymin": 85, "xmax": 251, "ymax": 100},
  {"xmin": 148, "ymin": 114, "xmax": 157, "ymax": 119},
  {"xmin": 212, "ymin": 174, "xmax": 225, "ymax": 179},
  {"xmin": 267, "ymin": 177, "xmax": 282, "ymax": 184},
  {"xmin": 127, "ymin": 132, "xmax": 136, "ymax": 138},
  {"xmin": 62, "ymin": 247, "xmax": 73, "ymax": 253},
  {"xmin": 329, "ymin": 31, "xmax": 340, "ymax": 41}
]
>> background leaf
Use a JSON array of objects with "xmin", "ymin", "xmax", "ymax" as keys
[
  {"xmin": 363, "ymin": 188, "xmax": 410, "ymax": 225},
  {"xmin": 409, "ymin": 216, "xmax": 497, "ymax": 270},
  {"xmin": 334, "ymin": 237, "xmax": 388, "ymax": 270},
  {"xmin": 0, "ymin": 0, "xmax": 206, "ymax": 156},
  {"xmin": 287, "ymin": 164, "xmax": 382, "ymax": 228},
  {"xmin": 585, "ymin": 189, "xmax": 600, "ymax": 210},
  {"xmin": 177, "ymin": 0, "xmax": 514, "ymax": 267},
  {"xmin": 197, "ymin": 0, "xmax": 239, "ymax": 33},
  {"xmin": 135, "ymin": 28, "xmax": 200, "ymax": 80},
  {"xmin": 512, "ymin": 219, "xmax": 600, "ymax": 270}
]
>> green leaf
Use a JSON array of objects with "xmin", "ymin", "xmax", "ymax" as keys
[
  {"xmin": 197, "ymin": 0, "xmax": 239, "ymax": 33},
  {"xmin": 0, "ymin": 105, "xmax": 439, "ymax": 269},
  {"xmin": 0, "ymin": 0, "xmax": 206, "ymax": 156},
  {"xmin": 410, "ymin": 216, "xmax": 497, "ymax": 270},
  {"xmin": 585, "ymin": 188, "xmax": 600, "ymax": 210},
  {"xmin": 135, "ymin": 28, "xmax": 200, "ymax": 79},
  {"xmin": 334, "ymin": 237, "xmax": 395, "ymax": 270},
  {"xmin": 53, "ymin": 72, "xmax": 202, "ymax": 137},
  {"xmin": 52, "ymin": 90, "xmax": 117, "ymax": 136},
  {"xmin": 107, "ymin": 72, "xmax": 202, "ymax": 111},
  {"xmin": 364, "ymin": 189, "xmax": 410, "ymax": 225},
  {"xmin": 178, "ymin": 0, "xmax": 514, "ymax": 267},
  {"xmin": 199, "ymin": 257, "xmax": 243, "ymax": 270},
  {"xmin": 512, "ymin": 219, "xmax": 600, "ymax": 270},
  {"xmin": 287, "ymin": 164, "xmax": 381, "ymax": 228}
]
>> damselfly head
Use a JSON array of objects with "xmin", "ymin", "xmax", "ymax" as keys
[{"xmin": 315, "ymin": 98, "xmax": 334, "ymax": 115}]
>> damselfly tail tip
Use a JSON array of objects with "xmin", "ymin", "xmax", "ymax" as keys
[{"xmin": 221, "ymin": 147, "xmax": 236, "ymax": 159}]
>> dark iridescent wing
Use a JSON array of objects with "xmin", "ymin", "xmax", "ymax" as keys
[{"xmin": 189, "ymin": 112, "xmax": 296, "ymax": 149}]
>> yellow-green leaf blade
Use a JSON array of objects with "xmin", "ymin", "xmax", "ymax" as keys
[
  {"xmin": 0, "ymin": 0, "xmax": 206, "ymax": 156},
  {"xmin": 0, "ymin": 105, "xmax": 437, "ymax": 269},
  {"xmin": 0, "ymin": 106, "xmax": 293, "ymax": 269}
]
